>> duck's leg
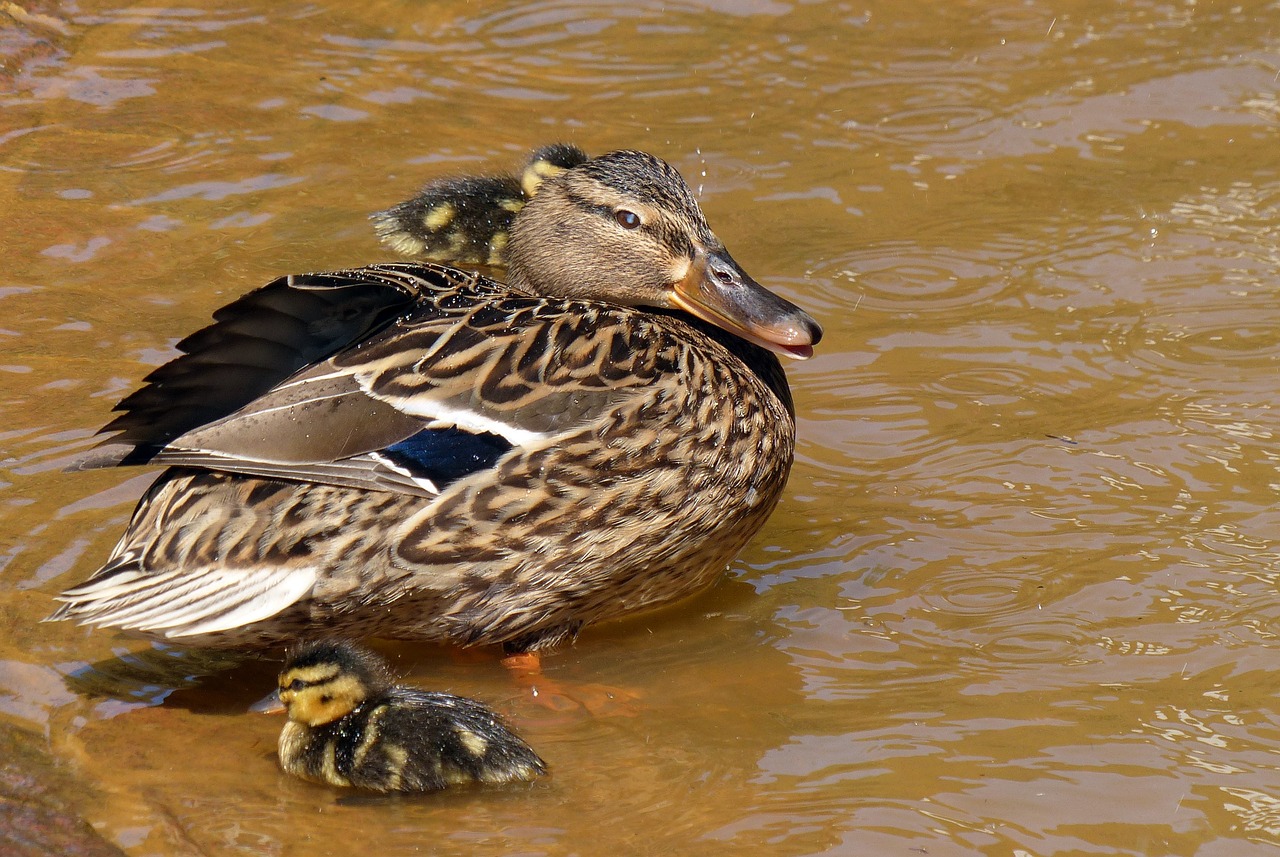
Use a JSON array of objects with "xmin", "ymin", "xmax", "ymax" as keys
[
  {"xmin": 500, "ymin": 650, "xmax": 542, "ymax": 674},
  {"xmin": 500, "ymin": 649, "xmax": 642, "ymax": 718},
  {"xmin": 501, "ymin": 650, "xmax": 576, "ymax": 713}
]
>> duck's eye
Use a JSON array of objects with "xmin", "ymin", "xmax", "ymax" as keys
[
  {"xmin": 614, "ymin": 209, "xmax": 641, "ymax": 229},
  {"xmin": 288, "ymin": 679, "xmax": 306, "ymax": 692}
]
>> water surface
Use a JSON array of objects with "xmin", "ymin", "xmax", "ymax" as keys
[{"xmin": 4, "ymin": 1, "xmax": 1280, "ymax": 854}]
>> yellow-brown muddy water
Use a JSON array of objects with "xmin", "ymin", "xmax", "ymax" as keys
[{"xmin": 4, "ymin": 1, "xmax": 1280, "ymax": 854}]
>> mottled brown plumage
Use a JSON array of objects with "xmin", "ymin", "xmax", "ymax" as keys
[
  {"xmin": 274, "ymin": 640, "xmax": 545, "ymax": 792},
  {"xmin": 50, "ymin": 148, "xmax": 821, "ymax": 651}
]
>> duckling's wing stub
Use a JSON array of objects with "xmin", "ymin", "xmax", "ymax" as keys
[
  {"xmin": 75, "ymin": 271, "xmax": 424, "ymax": 470},
  {"xmin": 390, "ymin": 689, "xmax": 547, "ymax": 789}
]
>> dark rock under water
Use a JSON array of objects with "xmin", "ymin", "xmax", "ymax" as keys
[{"xmin": 0, "ymin": 721, "xmax": 124, "ymax": 857}]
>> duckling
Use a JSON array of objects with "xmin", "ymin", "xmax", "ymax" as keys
[
  {"xmin": 518, "ymin": 143, "xmax": 589, "ymax": 197},
  {"xmin": 372, "ymin": 143, "xmax": 588, "ymax": 264},
  {"xmin": 274, "ymin": 640, "xmax": 546, "ymax": 792},
  {"xmin": 52, "ymin": 148, "xmax": 821, "ymax": 652}
]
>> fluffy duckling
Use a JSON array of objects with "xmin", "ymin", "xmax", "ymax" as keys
[
  {"xmin": 373, "ymin": 143, "xmax": 588, "ymax": 265},
  {"xmin": 274, "ymin": 640, "xmax": 546, "ymax": 793}
]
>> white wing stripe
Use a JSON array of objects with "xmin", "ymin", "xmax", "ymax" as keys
[
  {"xmin": 394, "ymin": 398, "xmax": 549, "ymax": 447},
  {"xmin": 368, "ymin": 452, "xmax": 440, "ymax": 494}
]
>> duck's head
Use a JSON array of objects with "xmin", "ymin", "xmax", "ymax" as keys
[
  {"xmin": 507, "ymin": 150, "xmax": 823, "ymax": 360},
  {"xmin": 276, "ymin": 640, "xmax": 393, "ymax": 727}
]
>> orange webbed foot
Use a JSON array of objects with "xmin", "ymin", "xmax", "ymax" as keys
[{"xmin": 501, "ymin": 651, "xmax": 643, "ymax": 719}]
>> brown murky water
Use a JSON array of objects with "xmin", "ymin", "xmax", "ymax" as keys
[{"xmin": 4, "ymin": 0, "xmax": 1280, "ymax": 854}]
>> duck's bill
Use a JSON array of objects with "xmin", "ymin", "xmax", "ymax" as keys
[{"xmin": 672, "ymin": 250, "xmax": 823, "ymax": 360}]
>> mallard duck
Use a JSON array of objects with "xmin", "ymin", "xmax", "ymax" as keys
[
  {"xmin": 51, "ymin": 147, "xmax": 822, "ymax": 652},
  {"xmin": 372, "ymin": 144, "xmax": 588, "ymax": 265},
  {"xmin": 272, "ymin": 640, "xmax": 545, "ymax": 792}
]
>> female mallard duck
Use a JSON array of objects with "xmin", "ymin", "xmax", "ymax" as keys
[
  {"xmin": 51, "ymin": 147, "xmax": 822, "ymax": 652},
  {"xmin": 272, "ymin": 640, "xmax": 545, "ymax": 792}
]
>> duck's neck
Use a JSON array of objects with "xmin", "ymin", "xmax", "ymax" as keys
[
  {"xmin": 501, "ymin": 267, "xmax": 794, "ymax": 417},
  {"xmin": 504, "ymin": 263, "xmax": 542, "ymax": 298},
  {"xmin": 648, "ymin": 308, "xmax": 795, "ymax": 418}
]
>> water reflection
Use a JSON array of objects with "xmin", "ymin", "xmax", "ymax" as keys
[
  {"xmin": 61, "ymin": 646, "xmax": 252, "ymax": 714},
  {"xmin": 50, "ymin": 590, "xmax": 808, "ymax": 855}
]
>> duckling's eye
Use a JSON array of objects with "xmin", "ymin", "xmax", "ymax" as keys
[
  {"xmin": 614, "ymin": 209, "xmax": 641, "ymax": 229},
  {"xmin": 288, "ymin": 679, "xmax": 306, "ymax": 692}
]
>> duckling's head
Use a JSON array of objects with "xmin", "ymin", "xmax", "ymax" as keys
[
  {"xmin": 520, "ymin": 143, "xmax": 589, "ymax": 198},
  {"xmin": 506, "ymin": 149, "xmax": 823, "ymax": 360},
  {"xmin": 277, "ymin": 640, "xmax": 393, "ymax": 727}
]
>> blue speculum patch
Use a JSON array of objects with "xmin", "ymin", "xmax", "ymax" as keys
[{"xmin": 383, "ymin": 427, "xmax": 513, "ymax": 487}]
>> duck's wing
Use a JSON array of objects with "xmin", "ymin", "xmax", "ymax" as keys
[
  {"xmin": 74, "ymin": 264, "xmax": 461, "ymax": 469},
  {"xmin": 97, "ymin": 263, "xmax": 666, "ymax": 498}
]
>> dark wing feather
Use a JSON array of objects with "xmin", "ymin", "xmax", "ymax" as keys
[
  {"xmin": 146, "ymin": 363, "xmax": 516, "ymax": 497},
  {"xmin": 75, "ymin": 270, "xmax": 429, "ymax": 469},
  {"xmin": 161, "ymin": 369, "xmax": 424, "ymax": 464}
]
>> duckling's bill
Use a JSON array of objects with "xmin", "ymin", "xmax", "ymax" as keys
[
  {"xmin": 671, "ymin": 248, "xmax": 823, "ymax": 360},
  {"xmin": 251, "ymin": 688, "xmax": 285, "ymax": 714}
]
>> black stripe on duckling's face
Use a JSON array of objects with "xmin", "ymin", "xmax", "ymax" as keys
[
  {"xmin": 278, "ymin": 640, "xmax": 393, "ymax": 727},
  {"xmin": 507, "ymin": 149, "xmax": 822, "ymax": 360}
]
